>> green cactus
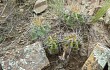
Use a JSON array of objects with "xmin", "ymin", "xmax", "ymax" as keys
[
  {"xmin": 45, "ymin": 34, "xmax": 59, "ymax": 54},
  {"xmin": 63, "ymin": 34, "xmax": 80, "ymax": 52},
  {"xmin": 63, "ymin": 12, "xmax": 85, "ymax": 28}
]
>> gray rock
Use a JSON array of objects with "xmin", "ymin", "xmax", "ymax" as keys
[
  {"xmin": 33, "ymin": 0, "xmax": 48, "ymax": 14},
  {"xmin": 82, "ymin": 43, "xmax": 110, "ymax": 70},
  {"xmin": 0, "ymin": 42, "xmax": 49, "ymax": 70},
  {"xmin": 108, "ymin": 57, "xmax": 110, "ymax": 70}
]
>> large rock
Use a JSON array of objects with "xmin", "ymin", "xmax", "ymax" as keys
[
  {"xmin": 0, "ymin": 42, "xmax": 49, "ymax": 70},
  {"xmin": 82, "ymin": 43, "xmax": 110, "ymax": 70}
]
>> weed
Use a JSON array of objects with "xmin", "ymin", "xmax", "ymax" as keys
[
  {"xmin": 30, "ymin": 18, "xmax": 51, "ymax": 40},
  {"xmin": 49, "ymin": 0, "xmax": 85, "ymax": 28},
  {"xmin": 49, "ymin": 0, "xmax": 65, "ymax": 17}
]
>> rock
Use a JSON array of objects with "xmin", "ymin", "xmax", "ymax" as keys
[
  {"xmin": 33, "ymin": 0, "xmax": 48, "ymax": 14},
  {"xmin": 0, "ymin": 0, "xmax": 2, "ymax": 3},
  {"xmin": 0, "ymin": 42, "xmax": 49, "ymax": 70},
  {"xmin": 109, "ymin": 58, "xmax": 110, "ymax": 70},
  {"xmin": 82, "ymin": 43, "xmax": 110, "ymax": 70}
]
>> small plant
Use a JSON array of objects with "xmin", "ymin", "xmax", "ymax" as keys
[
  {"xmin": 49, "ymin": 0, "xmax": 65, "ymax": 17},
  {"xmin": 44, "ymin": 34, "xmax": 59, "ymax": 54},
  {"xmin": 63, "ymin": 34, "xmax": 80, "ymax": 51},
  {"xmin": 63, "ymin": 12, "xmax": 85, "ymax": 28},
  {"xmin": 59, "ymin": 34, "xmax": 80, "ymax": 60},
  {"xmin": 30, "ymin": 17, "xmax": 51, "ymax": 40}
]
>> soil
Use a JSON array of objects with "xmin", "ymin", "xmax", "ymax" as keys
[{"xmin": 42, "ymin": 52, "xmax": 87, "ymax": 70}]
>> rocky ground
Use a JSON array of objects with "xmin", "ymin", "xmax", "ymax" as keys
[{"xmin": 0, "ymin": 0, "xmax": 110, "ymax": 70}]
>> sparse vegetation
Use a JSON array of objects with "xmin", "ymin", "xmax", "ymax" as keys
[
  {"xmin": 49, "ymin": 0, "xmax": 64, "ymax": 17},
  {"xmin": 0, "ymin": 0, "xmax": 110, "ymax": 70},
  {"xmin": 49, "ymin": 0, "xmax": 85, "ymax": 29}
]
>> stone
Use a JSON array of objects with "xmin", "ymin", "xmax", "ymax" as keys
[
  {"xmin": 82, "ymin": 43, "xmax": 110, "ymax": 70},
  {"xmin": 109, "ymin": 58, "xmax": 110, "ymax": 70},
  {"xmin": 0, "ymin": 42, "xmax": 49, "ymax": 70},
  {"xmin": 33, "ymin": 0, "xmax": 48, "ymax": 14}
]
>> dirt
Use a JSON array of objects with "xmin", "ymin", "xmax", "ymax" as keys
[{"xmin": 42, "ymin": 52, "xmax": 87, "ymax": 70}]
